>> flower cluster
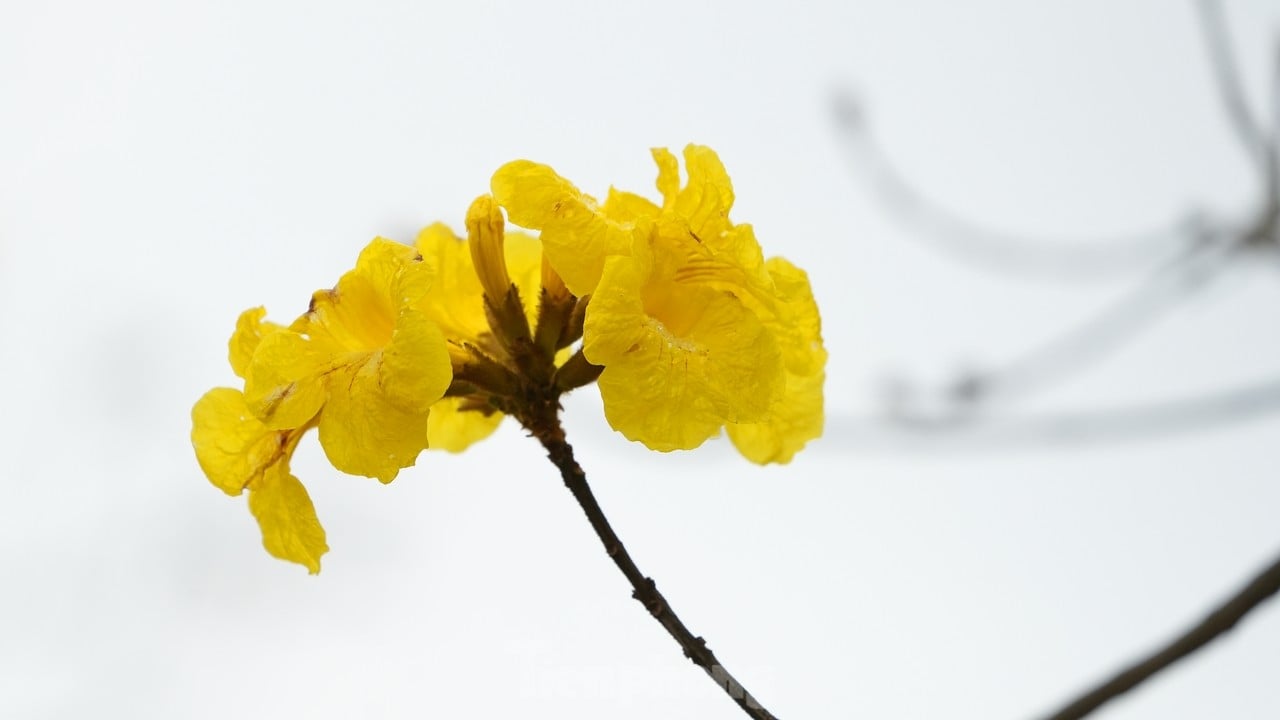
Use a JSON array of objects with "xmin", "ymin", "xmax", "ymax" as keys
[{"xmin": 192, "ymin": 145, "xmax": 826, "ymax": 572}]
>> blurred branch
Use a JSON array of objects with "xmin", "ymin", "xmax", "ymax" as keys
[
  {"xmin": 1038, "ymin": 547, "xmax": 1280, "ymax": 720},
  {"xmin": 935, "ymin": 235, "xmax": 1235, "ymax": 408},
  {"xmin": 831, "ymin": 88, "xmax": 1204, "ymax": 281},
  {"xmin": 1197, "ymin": 0, "xmax": 1268, "ymax": 172},
  {"xmin": 825, "ymin": 5, "xmax": 1280, "ymax": 720},
  {"xmin": 833, "ymin": 0, "xmax": 1280, "ymax": 445},
  {"xmin": 824, "ymin": 375, "xmax": 1280, "ymax": 451}
]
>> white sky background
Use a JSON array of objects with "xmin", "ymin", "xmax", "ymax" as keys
[{"xmin": 1, "ymin": 0, "xmax": 1279, "ymax": 718}]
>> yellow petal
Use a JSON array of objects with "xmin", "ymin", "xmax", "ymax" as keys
[
  {"xmin": 584, "ymin": 251, "xmax": 784, "ymax": 451},
  {"xmin": 191, "ymin": 387, "xmax": 286, "ymax": 496},
  {"xmin": 650, "ymin": 145, "xmax": 736, "ymax": 242},
  {"xmin": 318, "ymin": 361, "xmax": 431, "ymax": 483},
  {"xmin": 427, "ymin": 396, "xmax": 504, "ymax": 453},
  {"xmin": 415, "ymin": 222, "xmax": 489, "ymax": 343},
  {"xmin": 491, "ymin": 160, "xmax": 585, "ymax": 229},
  {"xmin": 727, "ymin": 369, "xmax": 825, "ymax": 464},
  {"xmin": 491, "ymin": 160, "xmax": 643, "ymax": 296},
  {"xmin": 603, "ymin": 187, "xmax": 661, "ymax": 224},
  {"xmin": 306, "ymin": 277, "xmax": 394, "ymax": 352},
  {"xmin": 248, "ymin": 463, "xmax": 329, "ymax": 574},
  {"xmin": 355, "ymin": 236, "xmax": 433, "ymax": 309},
  {"xmin": 651, "ymin": 147, "xmax": 680, "ymax": 207},
  {"xmin": 673, "ymin": 144, "xmax": 735, "ymax": 241},
  {"xmin": 302, "ymin": 239, "xmax": 433, "ymax": 355},
  {"xmin": 228, "ymin": 307, "xmax": 283, "ymax": 379},
  {"xmin": 762, "ymin": 256, "xmax": 826, "ymax": 376},
  {"xmin": 377, "ymin": 308, "xmax": 452, "ymax": 414},
  {"xmin": 596, "ymin": 367, "xmax": 725, "ymax": 452},
  {"xmin": 243, "ymin": 330, "xmax": 330, "ymax": 430},
  {"xmin": 504, "ymin": 230, "xmax": 545, "ymax": 323}
]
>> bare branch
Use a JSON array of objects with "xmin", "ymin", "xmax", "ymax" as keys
[
  {"xmin": 937, "ymin": 236, "xmax": 1236, "ymax": 408},
  {"xmin": 822, "ymin": 374, "xmax": 1280, "ymax": 451},
  {"xmin": 1197, "ymin": 0, "xmax": 1268, "ymax": 173},
  {"xmin": 1038, "ymin": 547, "xmax": 1280, "ymax": 720},
  {"xmin": 530, "ymin": 411, "xmax": 781, "ymax": 720},
  {"xmin": 831, "ymin": 89, "xmax": 1204, "ymax": 280}
]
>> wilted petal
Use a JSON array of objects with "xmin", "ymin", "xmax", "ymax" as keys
[{"xmin": 248, "ymin": 463, "xmax": 329, "ymax": 574}]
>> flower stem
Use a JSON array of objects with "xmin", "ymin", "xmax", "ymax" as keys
[
  {"xmin": 535, "ymin": 420, "xmax": 780, "ymax": 720},
  {"xmin": 1040, "ymin": 547, "xmax": 1280, "ymax": 720}
]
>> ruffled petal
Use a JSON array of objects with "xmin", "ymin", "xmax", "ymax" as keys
[
  {"xmin": 355, "ymin": 236, "xmax": 433, "ymax": 308},
  {"xmin": 673, "ymin": 144, "xmax": 735, "ymax": 241},
  {"xmin": 191, "ymin": 387, "xmax": 285, "ymax": 496},
  {"xmin": 229, "ymin": 307, "xmax": 284, "ymax": 379},
  {"xmin": 761, "ymin": 256, "xmax": 825, "ymax": 376},
  {"xmin": 585, "ymin": 251, "xmax": 783, "ymax": 451},
  {"xmin": 243, "ymin": 330, "xmax": 330, "ymax": 430},
  {"xmin": 248, "ymin": 463, "xmax": 329, "ymax": 574},
  {"xmin": 651, "ymin": 147, "xmax": 680, "ymax": 207},
  {"xmin": 318, "ymin": 361, "xmax": 431, "ymax": 483},
  {"xmin": 491, "ymin": 160, "xmax": 642, "ymax": 296},
  {"xmin": 378, "ymin": 308, "xmax": 452, "ymax": 413},
  {"xmin": 727, "ymin": 369, "xmax": 825, "ymax": 464}
]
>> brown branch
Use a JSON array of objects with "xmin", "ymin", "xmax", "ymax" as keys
[
  {"xmin": 533, "ymin": 419, "xmax": 780, "ymax": 720},
  {"xmin": 1040, "ymin": 548, "xmax": 1280, "ymax": 720}
]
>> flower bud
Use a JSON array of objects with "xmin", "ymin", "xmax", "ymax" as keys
[{"xmin": 466, "ymin": 195, "xmax": 513, "ymax": 303}]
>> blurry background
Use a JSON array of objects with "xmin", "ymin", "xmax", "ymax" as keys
[{"xmin": 2, "ymin": 0, "xmax": 1278, "ymax": 718}]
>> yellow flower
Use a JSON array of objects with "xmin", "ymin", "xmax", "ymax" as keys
[
  {"xmin": 490, "ymin": 160, "xmax": 655, "ymax": 297},
  {"xmin": 583, "ymin": 228, "xmax": 784, "ymax": 451},
  {"xmin": 192, "ymin": 308, "xmax": 328, "ymax": 573},
  {"xmin": 195, "ymin": 145, "xmax": 826, "ymax": 578},
  {"xmin": 499, "ymin": 144, "xmax": 825, "ymax": 461},
  {"xmin": 243, "ymin": 238, "xmax": 453, "ymax": 482},
  {"xmin": 412, "ymin": 210, "xmax": 545, "ymax": 453}
]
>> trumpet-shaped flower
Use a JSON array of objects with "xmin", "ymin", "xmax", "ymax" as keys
[
  {"xmin": 583, "ymin": 229, "xmax": 784, "ymax": 450},
  {"xmin": 192, "ymin": 307, "xmax": 328, "ymax": 573},
  {"xmin": 243, "ymin": 238, "xmax": 452, "ymax": 482},
  {"xmin": 500, "ymin": 144, "xmax": 825, "ymax": 460},
  {"xmin": 193, "ymin": 142, "xmax": 826, "ymax": 575}
]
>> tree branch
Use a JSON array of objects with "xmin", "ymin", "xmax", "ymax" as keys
[
  {"xmin": 1039, "ymin": 548, "xmax": 1280, "ymax": 720},
  {"xmin": 1196, "ymin": 0, "xmax": 1268, "ymax": 172},
  {"xmin": 534, "ymin": 420, "xmax": 779, "ymax": 720},
  {"xmin": 829, "ymin": 88, "xmax": 1202, "ymax": 281}
]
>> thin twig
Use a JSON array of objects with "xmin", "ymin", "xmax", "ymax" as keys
[
  {"xmin": 1039, "ymin": 548, "xmax": 1280, "ymax": 720},
  {"xmin": 830, "ymin": 89, "xmax": 1201, "ymax": 280},
  {"xmin": 939, "ymin": 236, "xmax": 1234, "ymax": 408},
  {"xmin": 813, "ymin": 374, "xmax": 1280, "ymax": 453},
  {"xmin": 1197, "ymin": 0, "xmax": 1268, "ymax": 171},
  {"xmin": 535, "ymin": 421, "xmax": 779, "ymax": 720}
]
